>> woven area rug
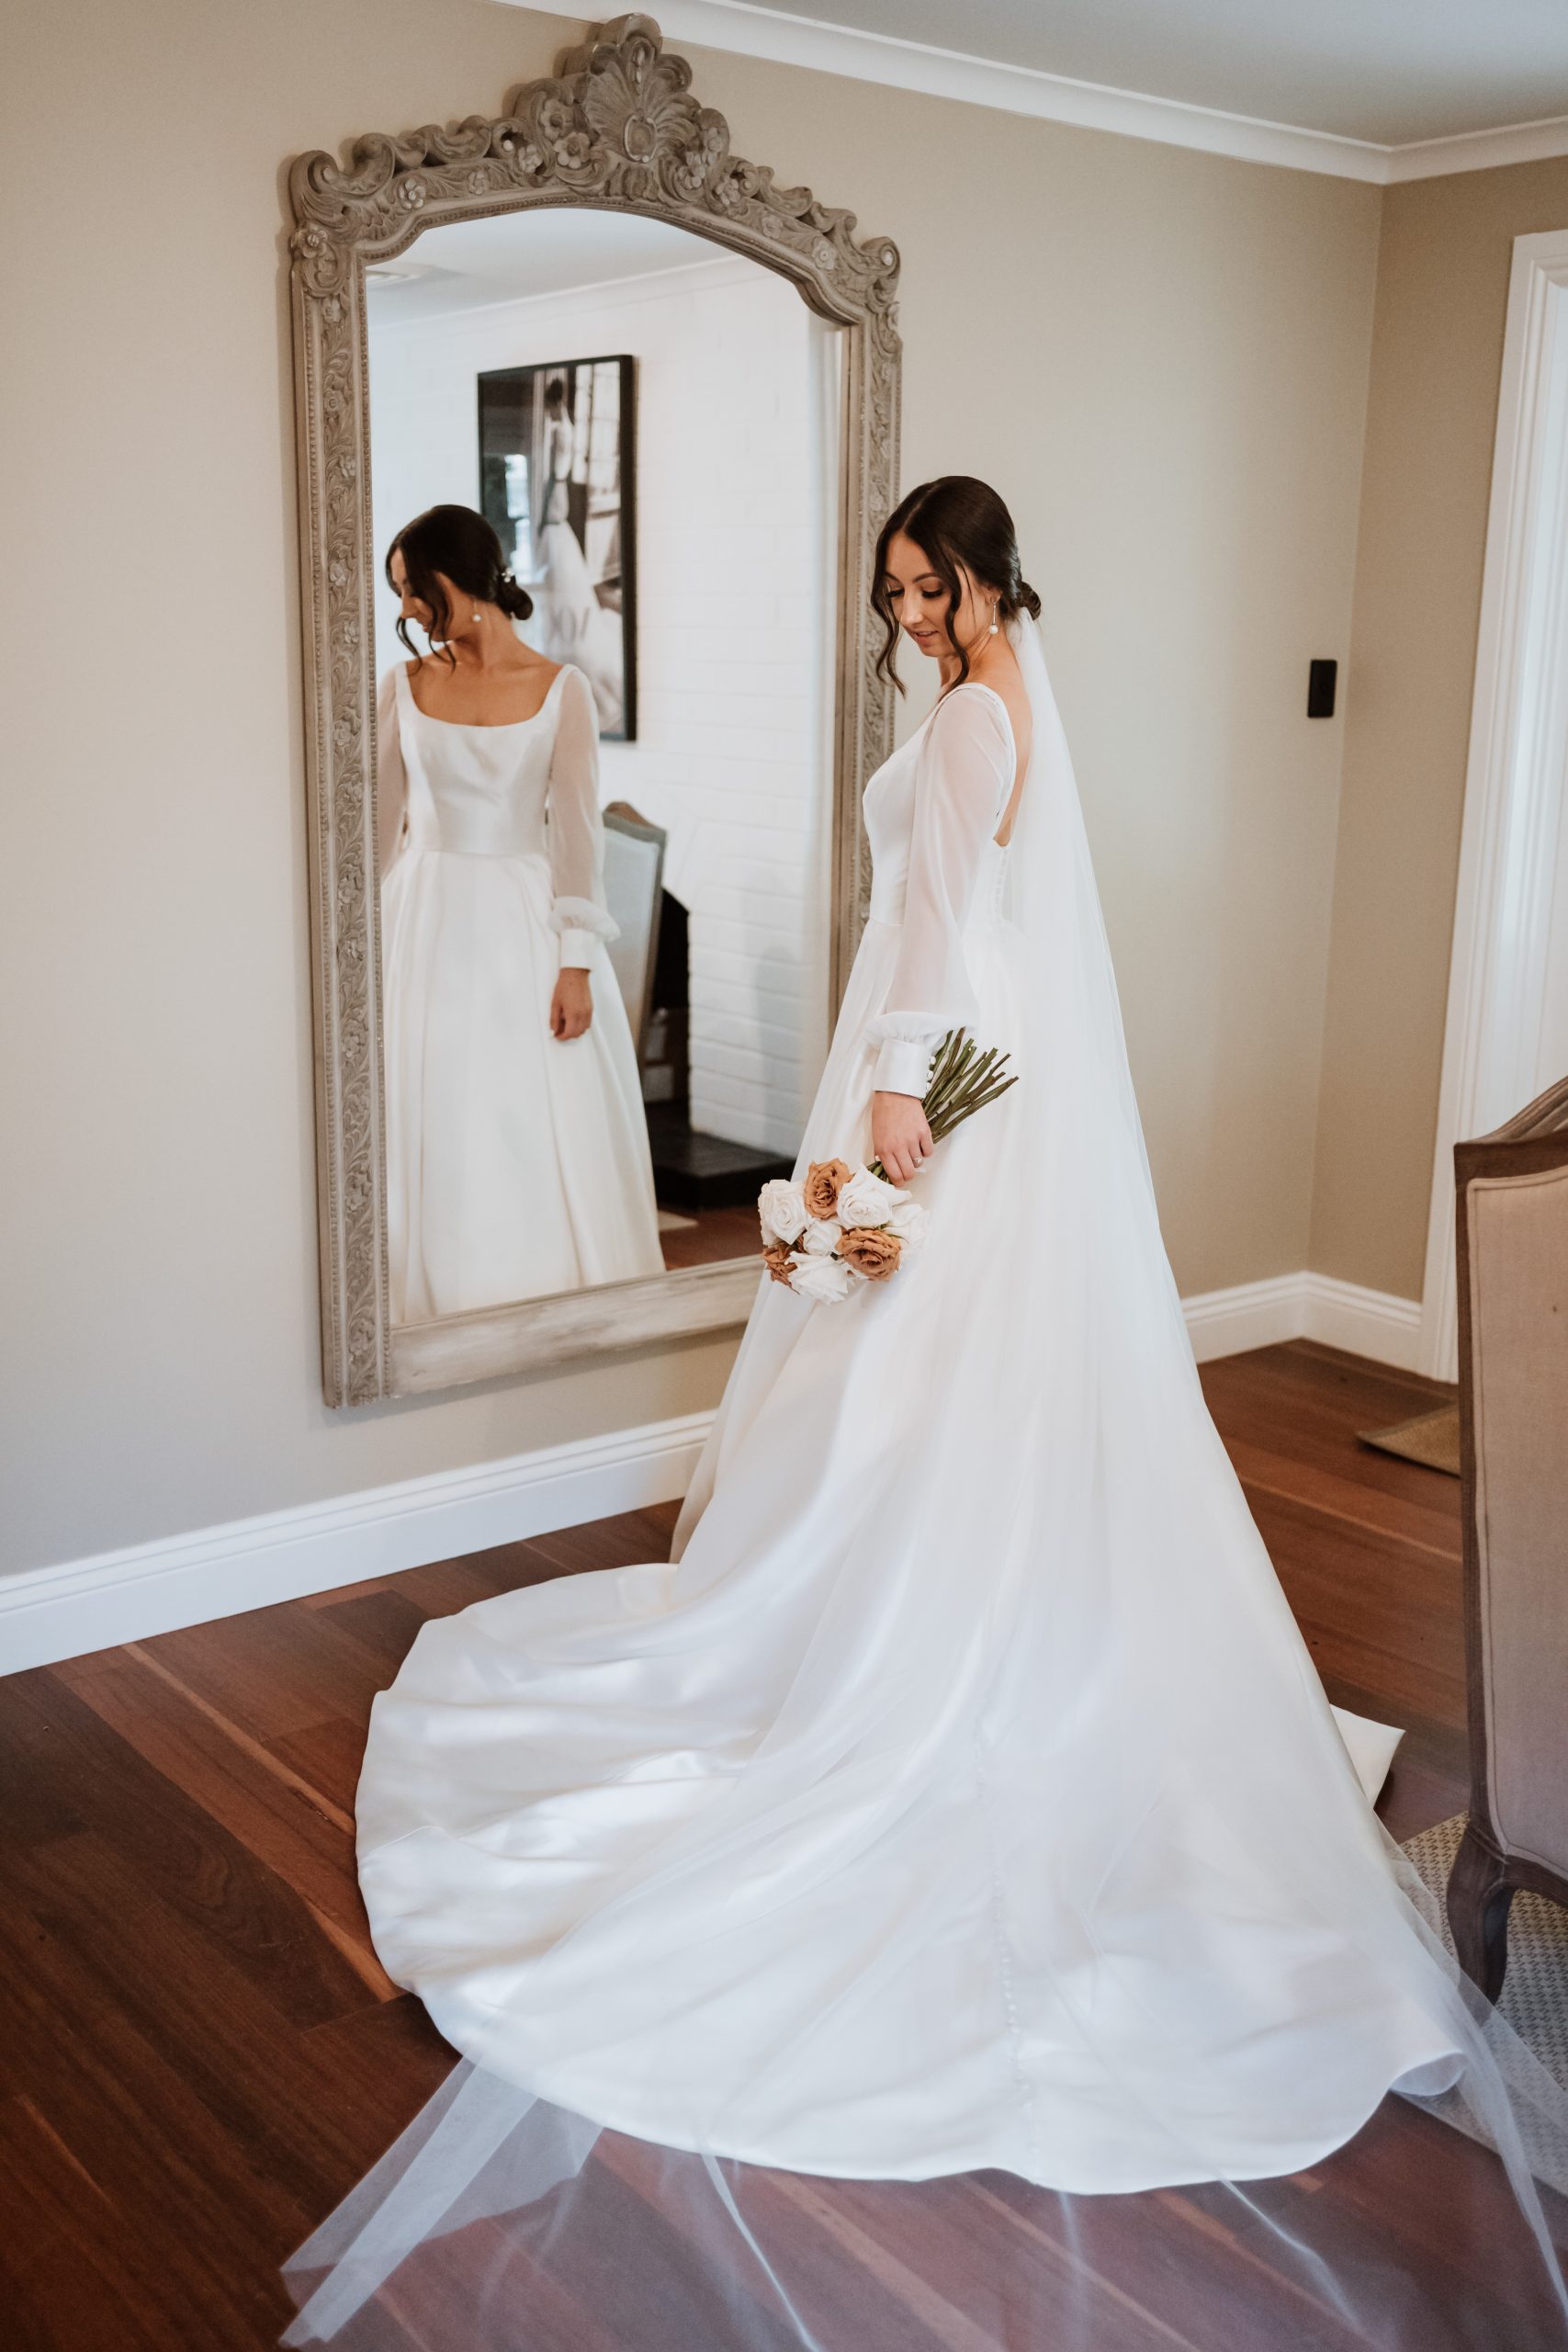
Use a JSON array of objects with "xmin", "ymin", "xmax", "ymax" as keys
[
  {"xmin": 1401, "ymin": 1812, "xmax": 1568, "ymax": 2189},
  {"xmin": 1359, "ymin": 1404, "xmax": 1461, "ymax": 1476}
]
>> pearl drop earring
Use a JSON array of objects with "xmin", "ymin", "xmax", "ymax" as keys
[{"xmin": 989, "ymin": 603, "xmax": 999, "ymax": 637}]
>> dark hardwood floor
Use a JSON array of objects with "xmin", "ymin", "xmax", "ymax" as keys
[
  {"xmin": 0, "ymin": 1340, "xmax": 1559, "ymax": 2349},
  {"xmin": 656, "ymin": 1198, "xmax": 761, "ymax": 1272}
]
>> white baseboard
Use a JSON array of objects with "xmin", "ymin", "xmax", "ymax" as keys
[
  {"xmin": 0, "ymin": 1412, "xmax": 715, "ymax": 1679},
  {"xmin": 1179, "ymin": 1270, "xmax": 1424, "ymax": 1370},
  {"xmin": 0, "ymin": 1272, "xmax": 1427, "ymax": 1676},
  {"xmin": 1180, "ymin": 1272, "xmax": 1309, "ymax": 1363},
  {"xmin": 1299, "ymin": 1272, "xmax": 1425, "ymax": 1372}
]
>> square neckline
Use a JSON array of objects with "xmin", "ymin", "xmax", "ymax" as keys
[{"xmin": 398, "ymin": 661, "xmax": 570, "ymax": 732}]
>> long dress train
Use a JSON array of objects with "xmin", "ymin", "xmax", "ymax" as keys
[{"xmin": 288, "ymin": 621, "xmax": 1568, "ymax": 2347}]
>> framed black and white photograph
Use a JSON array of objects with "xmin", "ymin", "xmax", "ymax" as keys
[{"xmin": 479, "ymin": 353, "xmax": 637, "ymax": 740}]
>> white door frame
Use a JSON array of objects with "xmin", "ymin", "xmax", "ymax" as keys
[{"xmin": 1418, "ymin": 226, "xmax": 1568, "ymax": 1381}]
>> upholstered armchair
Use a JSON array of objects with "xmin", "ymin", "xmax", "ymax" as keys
[{"xmin": 1448, "ymin": 1073, "xmax": 1568, "ymax": 1996}]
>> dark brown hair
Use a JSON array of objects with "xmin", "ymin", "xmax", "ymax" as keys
[
  {"xmin": 872, "ymin": 476, "xmax": 1041, "ymax": 694},
  {"xmin": 386, "ymin": 503, "xmax": 534, "ymax": 666}
]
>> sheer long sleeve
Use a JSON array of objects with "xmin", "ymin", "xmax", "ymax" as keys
[
  {"xmin": 375, "ymin": 666, "xmax": 410, "ymax": 879},
  {"xmin": 546, "ymin": 667, "xmax": 620, "ymax": 968},
  {"xmin": 868, "ymin": 686, "xmax": 1015, "ymax": 1096}
]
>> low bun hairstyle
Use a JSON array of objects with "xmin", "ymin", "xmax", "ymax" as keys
[
  {"xmin": 386, "ymin": 503, "xmax": 534, "ymax": 664},
  {"xmin": 872, "ymin": 476, "xmax": 1040, "ymax": 693}
]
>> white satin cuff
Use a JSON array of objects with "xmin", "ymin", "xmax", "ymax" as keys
[
  {"xmin": 550, "ymin": 897, "xmax": 618, "ymax": 969},
  {"xmin": 873, "ymin": 1037, "xmax": 936, "ymax": 1097},
  {"xmin": 867, "ymin": 1011, "xmax": 945, "ymax": 1099}
]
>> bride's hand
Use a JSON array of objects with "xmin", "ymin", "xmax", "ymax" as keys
[
  {"xmin": 550, "ymin": 969, "xmax": 593, "ymax": 1041},
  {"xmin": 872, "ymin": 1091, "xmax": 932, "ymax": 1185}
]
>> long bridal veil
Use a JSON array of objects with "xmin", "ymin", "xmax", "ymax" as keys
[{"xmin": 284, "ymin": 620, "xmax": 1568, "ymax": 2350}]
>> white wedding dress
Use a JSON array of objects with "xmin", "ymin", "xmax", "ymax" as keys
[
  {"xmin": 378, "ymin": 660, "xmax": 662, "ymax": 1319},
  {"xmin": 290, "ymin": 623, "xmax": 1568, "ymax": 2348}
]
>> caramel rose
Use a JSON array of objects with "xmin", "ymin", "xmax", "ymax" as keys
[
  {"xmin": 803, "ymin": 1159, "xmax": 854, "ymax": 1219},
  {"xmin": 836, "ymin": 1226, "xmax": 903, "ymax": 1282},
  {"xmin": 761, "ymin": 1241, "xmax": 796, "ymax": 1285}
]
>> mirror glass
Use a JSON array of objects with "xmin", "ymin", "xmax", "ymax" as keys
[{"xmin": 367, "ymin": 209, "xmax": 842, "ymax": 1327}]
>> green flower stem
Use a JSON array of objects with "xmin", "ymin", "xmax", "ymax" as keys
[{"xmin": 865, "ymin": 1026, "xmax": 1018, "ymax": 1182}]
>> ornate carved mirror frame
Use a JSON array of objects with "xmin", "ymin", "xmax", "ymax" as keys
[{"xmin": 288, "ymin": 15, "xmax": 901, "ymax": 1406}]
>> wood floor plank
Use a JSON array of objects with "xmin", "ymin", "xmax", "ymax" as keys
[
  {"xmin": 45, "ymin": 1655, "xmax": 388, "ymax": 1979},
  {"xmin": 0, "ymin": 2094, "xmax": 174, "ymax": 2352},
  {"xmin": 0, "ymin": 1668, "xmax": 89, "ymax": 1855},
  {"xmin": 1201, "ymin": 1345, "xmax": 1460, "ymax": 1517},
  {"xmin": 268, "ymin": 1712, "xmax": 380, "ymax": 1822},
  {"xmin": 11, "ymin": 1825, "xmax": 372, "ymax": 2200},
  {"xmin": 0, "ymin": 1890, "xmax": 305, "ymax": 2344},
  {"xmin": 521, "ymin": 1500, "xmax": 683, "ymax": 1579},
  {"xmin": 313, "ymin": 1588, "xmax": 438, "ymax": 1683},
  {"xmin": 1242, "ymin": 1486, "xmax": 1466, "ymax": 1727},
  {"xmin": 1223, "ymin": 1435, "xmax": 1461, "ymax": 1558},
  {"xmin": 58, "ymin": 1644, "xmax": 352, "ymax": 1845},
  {"xmin": 135, "ymin": 1600, "xmax": 400, "ymax": 1747},
  {"xmin": 6, "ymin": 1671, "xmax": 376, "ymax": 2032},
  {"xmin": 370, "ymin": 1547, "xmax": 558, "ymax": 1616}
]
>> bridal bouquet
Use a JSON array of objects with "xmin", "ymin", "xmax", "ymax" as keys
[{"xmin": 757, "ymin": 1029, "xmax": 1017, "ymax": 1304}]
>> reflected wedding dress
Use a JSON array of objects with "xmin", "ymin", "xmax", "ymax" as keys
[
  {"xmin": 378, "ymin": 659, "xmax": 661, "ymax": 1319},
  {"xmin": 291, "ymin": 621, "xmax": 1568, "ymax": 2347}
]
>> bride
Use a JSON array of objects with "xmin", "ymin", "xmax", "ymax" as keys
[
  {"xmin": 378, "ymin": 503, "xmax": 661, "ymax": 1318},
  {"xmin": 288, "ymin": 480, "xmax": 1568, "ymax": 2347}
]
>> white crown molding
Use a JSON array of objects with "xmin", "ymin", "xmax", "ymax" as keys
[
  {"xmin": 513, "ymin": 1, "xmax": 1568, "ymax": 187},
  {"xmin": 1384, "ymin": 111, "xmax": 1568, "ymax": 187}
]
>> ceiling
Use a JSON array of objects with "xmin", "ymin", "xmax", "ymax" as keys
[
  {"xmin": 366, "ymin": 208, "xmax": 733, "ymax": 324},
  {"xmin": 636, "ymin": 0, "xmax": 1568, "ymax": 168}
]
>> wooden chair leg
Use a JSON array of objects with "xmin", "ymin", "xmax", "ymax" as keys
[{"xmin": 1448, "ymin": 1822, "xmax": 1517, "ymax": 1999}]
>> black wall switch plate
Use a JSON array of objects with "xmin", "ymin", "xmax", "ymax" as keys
[{"xmin": 1307, "ymin": 658, "xmax": 1337, "ymax": 718}]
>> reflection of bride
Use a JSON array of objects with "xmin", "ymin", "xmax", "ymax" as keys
[
  {"xmin": 288, "ymin": 481, "xmax": 1568, "ymax": 2346},
  {"xmin": 536, "ymin": 376, "xmax": 626, "ymax": 735},
  {"xmin": 377, "ymin": 503, "xmax": 661, "ymax": 1321}
]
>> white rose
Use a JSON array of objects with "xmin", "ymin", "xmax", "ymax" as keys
[
  {"xmin": 757, "ymin": 1178, "xmax": 808, "ymax": 1245},
  {"xmin": 836, "ymin": 1167, "xmax": 910, "ymax": 1229},
  {"xmin": 886, "ymin": 1199, "xmax": 931, "ymax": 1249},
  {"xmin": 788, "ymin": 1250, "xmax": 860, "ymax": 1305},
  {"xmin": 799, "ymin": 1217, "xmax": 842, "ymax": 1257}
]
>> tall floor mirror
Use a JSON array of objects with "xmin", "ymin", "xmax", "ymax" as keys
[{"xmin": 288, "ymin": 18, "xmax": 900, "ymax": 1403}]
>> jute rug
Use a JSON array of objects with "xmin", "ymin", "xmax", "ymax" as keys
[
  {"xmin": 1401, "ymin": 1812, "xmax": 1568, "ymax": 2189},
  {"xmin": 1359, "ymin": 1405, "xmax": 1461, "ymax": 1477}
]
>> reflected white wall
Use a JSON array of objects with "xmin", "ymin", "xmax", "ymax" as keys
[{"xmin": 367, "ymin": 241, "xmax": 836, "ymax": 1156}]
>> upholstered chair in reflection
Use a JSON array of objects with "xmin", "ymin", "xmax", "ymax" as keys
[
  {"xmin": 602, "ymin": 803, "xmax": 667, "ymax": 1060},
  {"xmin": 1449, "ymin": 1072, "xmax": 1568, "ymax": 1995}
]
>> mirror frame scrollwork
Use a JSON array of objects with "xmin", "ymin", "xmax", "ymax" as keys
[{"xmin": 288, "ymin": 13, "xmax": 900, "ymax": 1407}]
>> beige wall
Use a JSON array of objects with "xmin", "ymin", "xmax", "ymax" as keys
[
  {"xmin": 0, "ymin": 0, "xmax": 1382, "ymax": 1576},
  {"xmin": 1311, "ymin": 156, "xmax": 1568, "ymax": 1299}
]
